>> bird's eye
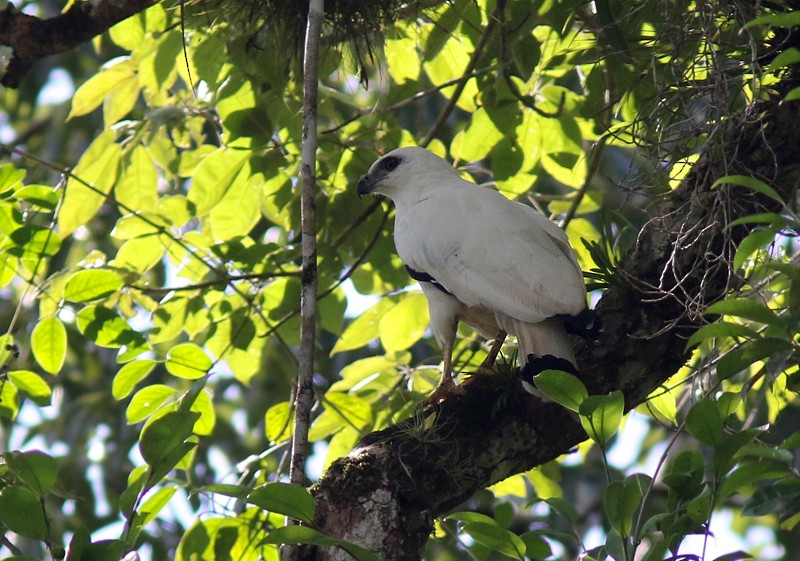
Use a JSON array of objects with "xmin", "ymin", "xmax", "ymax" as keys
[{"xmin": 381, "ymin": 156, "xmax": 400, "ymax": 172}]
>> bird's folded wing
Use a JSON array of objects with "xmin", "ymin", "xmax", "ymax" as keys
[{"xmin": 407, "ymin": 197, "xmax": 587, "ymax": 324}]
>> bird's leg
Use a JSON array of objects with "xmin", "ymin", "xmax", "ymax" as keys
[
  {"xmin": 479, "ymin": 330, "xmax": 507, "ymax": 372},
  {"xmin": 418, "ymin": 336, "xmax": 457, "ymax": 409},
  {"xmin": 436, "ymin": 336, "xmax": 457, "ymax": 392}
]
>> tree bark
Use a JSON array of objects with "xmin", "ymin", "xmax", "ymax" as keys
[
  {"xmin": 0, "ymin": 0, "xmax": 155, "ymax": 88},
  {"xmin": 304, "ymin": 98, "xmax": 800, "ymax": 561}
]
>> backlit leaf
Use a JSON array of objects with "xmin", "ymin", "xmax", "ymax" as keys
[
  {"xmin": 65, "ymin": 269, "xmax": 125, "ymax": 302},
  {"xmin": 113, "ymin": 360, "xmax": 156, "ymax": 400},
  {"xmin": 31, "ymin": 316, "xmax": 67, "ymax": 375},
  {"xmin": 58, "ymin": 131, "xmax": 121, "ymax": 238},
  {"xmin": 534, "ymin": 370, "xmax": 588, "ymax": 412},
  {"xmin": 579, "ymin": 391, "xmax": 624, "ymax": 445},
  {"xmin": 166, "ymin": 343, "xmax": 212, "ymax": 379},
  {"xmin": 7, "ymin": 370, "xmax": 51, "ymax": 406}
]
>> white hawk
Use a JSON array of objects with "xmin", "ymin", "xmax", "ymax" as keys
[{"xmin": 357, "ymin": 146, "xmax": 597, "ymax": 398}]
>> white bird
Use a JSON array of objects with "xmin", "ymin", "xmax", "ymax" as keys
[{"xmin": 357, "ymin": 146, "xmax": 597, "ymax": 400}]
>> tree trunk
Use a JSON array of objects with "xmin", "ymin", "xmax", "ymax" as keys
[{"xmin": 304, "ymin": 98, "xmax": 800, "ymax": 561}]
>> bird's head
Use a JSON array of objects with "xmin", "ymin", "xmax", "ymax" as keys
[{"xmin": 356, "ymin": 147, "xmax": 458, "ymax": 202}]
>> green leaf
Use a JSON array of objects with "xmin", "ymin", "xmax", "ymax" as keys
[
  {"xmin": 743, "ymin": 483, "xmax": 800, "ymax": 517},
  {"xmin": 4, "ymin": 450, "xmax": 58, "ymax": 496},
  {"xmin": 188, "ymin": 147, "xmax": 249, "ymax": 215},
  {"xmin": 717, "ymin": 337, "xmax": 794, "ymax": 380},
  {"xmin": 58, "ymin": 131, "xmax": 121, "ymax": 238},
  {"xmin": 166, "ymin": 343, "xmax": 212, "ymax": 379},
  {"xmin": 7, "ymin": 226, "xmax": 61, "ymax": 258},
  {"xmin": 532, "ymin": 370, "xmax": 589, "ymax": 412},
  {"xmin": 685, "ymin": 321, "xmax": 759, "ymax": 350},
  {"xmin": 711, "ymin": 175, "xmax": 785, "ymax": 206},
  {"xmin": 13, "ymin": 184, "xmax": 60, "ymax": 210},
  {"xmin": 76, "ymin": 305, "xmax": 142, "ymax": 349},
  {"xmin": 64, "ymin": 269, "xmax": 125, "ymax": 302},
  {"xmin": 705, "ymin": 298, "xmax": 782, "ymax": 327},
  {"xmin": 0, "ymin": 485, "xmax": 48, "ymax": 540},
  {"xmin": 139, "ymin": 410, "xmax": 199, "ymax": 468},
  {"xmin": 248, "ymin": 483, "xmax": 316, "ymax": 523},
  {"xmin": 115, "ymin": 146, "xmax": 158, "ymax": 212},
  {"xmin": 331, "ymin": 298, "xmax": 394, "ymax": 354},
  {"xmin": 31, "ymin": 316, "xmax": 67, "ymax": 375},
  {"xmin": 385, "ymin": 31, "xmax": 421, "ymax": 84},
  {"xmin": 447, "ymin": 512, "xmax": 526, "ymax": 559},
  {"xmin": 378, "ymin": 292, "xmax": 430, "ymax": 352},
  {"xmin": 0, "ymin": 380, "xmax": 19, "ymax": 419},
  {"xmin": 604, "ymin": 476, "xmax": 646, "ymax": 537},
  {"xmin": 113, "ymin": 359, "xmax": 156, "ymax": 399},
  {"xmin": 686, "ymin": 398, "xmax": 723, "ymax": 446},
  {"xmin": 69, "ymin": 62, "xmax": 136, "ymax": 119},
  {"xmin": 734, "ymin": 229, "xmax": 777, "ymax": 271},
  {"xmin": 579, "ymin": 391, "xmax": 624, "ymax": 445},
  {"xmin": 7, "ymin": 370, "xmax": 51, "ymax": 406},
  {"xmin": 189, "ymin": 387, "xmax": 216, "ymax": 436},
  {"xmin": 126, "ymin": 384, "xmax": 176, "ymax": 423},
  {"xmin": 640, "ymin": 387, "xmax": 677, "ymax": 425},
  {"xmin": 261, "ymin": 525, "xmax": 379, "ymax": 561},
  {"xmin": 743, "ymin": 11, "xmax": 800, "ymax": 30},
  {"xmin": 461, "ymin": 522, "xmax": 526, "ymax": 559},
  {"xmin": 130, "ymin": 485, "xmax": 177, "ymax": 537},
  {"xmin": 103, "ymin": 72, "xmax": 140, "ymax": 126},
  {"xmin": 265, "ymin": 401, "xmax": 294, "ymax": 443},
  {"xmin": 322, "ymin": 392, "xmax": 373, "ymax": 433},
  {"xmin": 712, "ymin": 429, "xmax": 761, "ymax": 478}
]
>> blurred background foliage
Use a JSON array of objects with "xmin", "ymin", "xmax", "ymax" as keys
[{"xmin": 0, "ymin": 0, "xmax": 798, "ymax": 560}]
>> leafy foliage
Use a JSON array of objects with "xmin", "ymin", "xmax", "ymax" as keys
[{"xmin": 0, "ymin": 0, "xmax": 798, "ymax": 560}]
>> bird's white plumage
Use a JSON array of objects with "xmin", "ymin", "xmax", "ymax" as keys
[{"xmin": 357, "ymin": 146, "xmax": 588, "ymax": 390}]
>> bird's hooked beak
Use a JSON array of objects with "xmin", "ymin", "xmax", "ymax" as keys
[{"xmin": 356, "ymin": 173, "xmax": 379, "ymax": 198}]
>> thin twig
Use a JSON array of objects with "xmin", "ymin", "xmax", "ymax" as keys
[{"xmin": 288, "ymin": 0, "xmax": 323, "ymax": 516}]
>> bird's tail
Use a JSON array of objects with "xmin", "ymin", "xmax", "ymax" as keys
[{"xmin": 503, "ymin": 316, "xmax": 577, "ymax": 367}]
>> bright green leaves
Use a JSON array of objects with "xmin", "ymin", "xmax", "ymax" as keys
[
  {"xmin": 579, "ymin": 391, "xmax": 625, "ymax": 446},
  {"xmin": 534, "ymin": 370, "xmax": 625, "ymax": 446},
  {"xmin": 165, "ymin": 343, "xmax": 213, "ymax": 379},
  {"xmin": 58, "ymin": 130, "xmax": 122, "ymax": 238},
  {"xmin": 127, "ymin": 385, "xmax": 177, "ymax": 424},
  {"xmin": 188, "ymin": 147, "xmax": 249, "ymax": 216},
  {"xmin": 332, "ymin": 292, "xmax": 429, "ymax": 355},
  {"xmin": 69, "ymin": 58, "xmax": 138, "ymax": 120},
  {"xmin": 30, "ymin": 317, "xmax": 66, "ymax": 375},
  {"xmin": 385, "ymin": 27, "xmax": 421, "ymax": 84},
  {"xmin": 7, "ymin": 370, "xmax": 52, "ymax": 406},
  {"xmin": 248, "ymin": 483, "xmax": 316, "ymax": 524},
  {"xmin": 65, "ymin": 269, "xmax": 125, "ymax": 302},
  {"xmin": 113, "ymin": 360, "xmax": 156, "ymax": 399},
  {"xmin": 534, "ymin": 369, "xmax": 588, "ymax": 412}
]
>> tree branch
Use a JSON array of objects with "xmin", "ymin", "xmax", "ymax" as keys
[
  {"xmin": 0, "ymin": 0, "xmax": 155, "ymax": 88},
  {"xmin": 303, "ymin": 98, "xmax": 800, "ymax": 561}
]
